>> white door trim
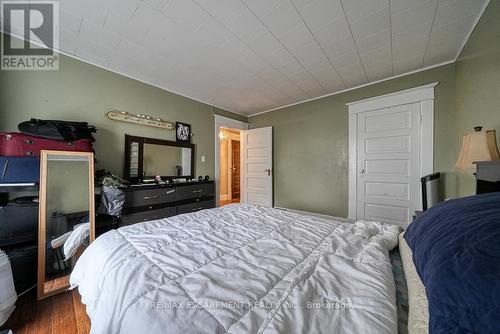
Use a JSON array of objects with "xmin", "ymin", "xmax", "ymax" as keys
[
  {"xmin": 214, "ymin": 115, "xmax": 248, "ymax": 207},
  {"xmin": 347, "ymin": 83, "xmax": 437, "ymax": 220}
]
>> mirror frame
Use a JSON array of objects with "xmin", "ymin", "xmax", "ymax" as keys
[
  {"xmin": 37, "ymin": 150, "xmax": 95, "ymax": 300},
  {"xmin": 124, "ymin": 134, "xmax": 195, "ymax": 182}
]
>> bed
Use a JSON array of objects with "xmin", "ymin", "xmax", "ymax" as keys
[{"xmin": 70, "ymin": 204, "xmax": 401, "ymax": 334}]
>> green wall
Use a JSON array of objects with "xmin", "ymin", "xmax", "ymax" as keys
[
  {"xmin": 455, "ymin": 0, "xmax": 500, "ymax": 196},
  {"xmin": 0, "ymin": 35, "xmax": 247, "ymax": 179},
  {"xmin": 250, "ymin": 65, "xmax": 457, "ymax": 217}
]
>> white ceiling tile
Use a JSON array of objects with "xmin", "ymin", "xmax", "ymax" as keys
[
  {"xmin": 143, "ymin": 0, "xmax": 171, "ymax": 12},
  {"xmin": 392, "ymin": 22, "xmax": 431, "ymax": 51},
  {"xmin": 195, "ymin": 20, "xmax": 233, "ymax": 47},
  {"xmin": 336, "ymin": 63, "xmax": 367, "ymax": 87},
  {"xmin": 242, "ymin": 0, "xmax": 283, "ymax": 18},
  {"xmin": 360, "ymin": 46, "xmax": 392, "ymax": 67},
  {"xmin": 294, "ymin": 0, "xmax": 344, "ymax": 33},
  {"xmin": 390, "ymin": 0, "xmax": 430, "ymax": 15},
  {"xmin": 313, "ymin": 16, "xmax": 351, "ymax": 47},
  {"xmin": 350, "ymin": 7, "xmax": 390, "ymax": 41},
  {"xmin": 193, "ymin": 0, "xmax": 246, "ymax": 22},
  {"xmin": 428, "ymin": 15, "xmax": 475, "ymax": 46},
  {"xmin": 42, "ymin": 0, "xmax": 489, "ymax": 114},
  {"xmin": 302, "ymin": 55, "xmax": 332, "ymax": 73},
  {"xmin": 393, "ymin": 53, "xmax": 424, "ymax": 74},
  {"xmin": 391, "ymin": 0, "xmax": 437, "ymax": 35},
  {"xmin": 434, "ymin": 0, "xmax": 487, "ymax": 28},
  {"xmin": 278, "ymin": 23, "xmax": 315, "ymax": 52},
  {"xmin": 79, "ymin": 20, "xmax": 121, "ymax": 49},
  {"xmin": 161, "ymin": 0, "xmax": 211, "ymax": 32},
  {"xmin": 60, "ymin": 0, "xmax": 110, "ymax": 26},
  {"xmin": 365, "ymin": 61, "xmax": 392, "ymax": 81},
  {"xmin": 330, "ymin": 51, "xmax": 363, "ymax": 70},
  {"xmin": 108, "ymin": 0, "xmax": 142, "ymax": 19},
  {"xmin": 287, "ymin": 41, "xmax": 323, "ymax": 65},
  {"xmin": 261, "ymin": 1, "xmax": 302, "ymax": 38},
  {"xmin": 275, "ymin": 61, "xmax": 304, "ymax": 78},
  {"xmin": 342, "ymin": 0, "xmax": 389, "ymax": 23},
  {"xmin": 59, "ymin": 29, "xmax": 78, "ymax": 55},
  {"xmin": 225, "ymin": 10, "xmax": 267, "ymax": 43},
  {"xmin": 356, "ymin": 29, "xmax": 391, "ymax": 55},
  {"xmin": 105, "ymin": 10, "xmax": 150, "ymax": 44},
  {"xmin": 323, "ymin": 38, "xmax": 357, "ymax": 61},
  {"xmin": 75, "ymin": 37, "xmax": 97, "ymax": 60},
  {"xmin": 247, "ymin": 33, "xmax": 282, "ymax": 57},
  {"xmin": 263, "ymin": 47, "xmax": 296, "ymax": 69},
  {"xmin": 59, "ymin": 9, "xmax": 82, "ymax": 35}
]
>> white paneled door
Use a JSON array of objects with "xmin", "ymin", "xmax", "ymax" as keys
[
  {"xmin": 241, "ymin": 127, "xmax": 273, "ymax": 207},
  {"xmin": 356, "ymin": 103, "xmax": 421, "ymax": 227}
]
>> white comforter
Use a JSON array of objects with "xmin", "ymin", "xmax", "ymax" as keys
[{"xmin": 70, "ymin": 204, "xmax": 399, "ymax": 334}]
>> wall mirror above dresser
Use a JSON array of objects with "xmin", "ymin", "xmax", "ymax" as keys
[
  {"xmin": 124, "ymin": 134, "xmax": 194, "ymax": 183},
  {"xmin": 37, "ymin": 151, "xmax": 95, "ymax": 300}
]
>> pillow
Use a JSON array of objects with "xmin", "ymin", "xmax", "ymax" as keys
[
  {"xmin": 63, "ymin": 223, "xmax": 90, "ymax": 260},
  {"xmin": 404, "ymin": 192, "xmax": 500, "ymax": 333},
  {"xmin": 399, "ymin": 232, "xmax": 429, "ymax": 334}
]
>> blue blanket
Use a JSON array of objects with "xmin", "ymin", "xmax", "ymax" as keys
[{"xmin": 404, "ymin": 192, "xmax": 500, "ymax": 334}]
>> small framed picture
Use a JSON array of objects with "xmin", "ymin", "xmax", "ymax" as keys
[{"xmin": 175, "ymin": 122, "xmax": 191, "ymax": 143}]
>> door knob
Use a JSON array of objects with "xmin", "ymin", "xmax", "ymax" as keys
[
  {"xmin": 359, "ymin": 169, "xmax": 366, "ymax": 174},
  {"xmin": 265, "ymin": 168, "xmax": 271, "ymax": 176}
]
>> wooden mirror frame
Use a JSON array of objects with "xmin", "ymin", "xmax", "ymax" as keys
[{"xmin": 37, "ymin": 150, "xmax": 95, "ymax": 300}]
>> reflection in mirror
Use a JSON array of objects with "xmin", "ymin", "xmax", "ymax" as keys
[
  {"xmin": 143, "ymin": 143, "xmax": 192, "ymax": 177},
  {"xmin": 38, "ymin": 151, "xmax": 95, "ymax": 300}
]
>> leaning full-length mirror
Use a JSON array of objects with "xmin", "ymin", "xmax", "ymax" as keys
[{"xmin": 37, "ymin": 151, "xmax": 95, "ymax": 300}]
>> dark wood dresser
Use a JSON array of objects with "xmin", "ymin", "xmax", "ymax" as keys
[
  {"xmin": 120, "ymin": 181, "xmax": 215, "ymax": 226},
  {"xmin": 475, "ymin": 161, "xmax": 500, "ymax": 194}
]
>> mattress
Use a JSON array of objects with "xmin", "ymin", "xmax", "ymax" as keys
[
  {"xmin": 70, "ymin": 204, "xmax": 400, "ymax": 334},
  {"xmin": 399, "ymin": 233, "xmax": 428, "ymax": 334}
]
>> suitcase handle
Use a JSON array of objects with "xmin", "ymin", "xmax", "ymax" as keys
[{"xmin": 1, "ymin": 160, "xmax": 7, "ymax": 179}]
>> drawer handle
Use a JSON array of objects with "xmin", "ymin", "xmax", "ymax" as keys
[
  {"xmin": 166, "ymin": 190, "xmax": 175, "ymax": 194},
  {"xmin": 143, "ymin": 195, "xmax": 159, "ymax": 200},
  {"xmin": 192, "ymin": 189, "xmax": 203, "ymax": 193},
  {"xmin": 192, "ymin": 207, "xmax": 204, "ymax": 212}
]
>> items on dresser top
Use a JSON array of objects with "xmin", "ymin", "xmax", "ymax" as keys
[
  {"xmin": 120, "ymin": 181, "xmax": 215, "ymax": 226},
  {"xmin": 475, "ymin": 160, "xmax": 500, "ymax": 194}
]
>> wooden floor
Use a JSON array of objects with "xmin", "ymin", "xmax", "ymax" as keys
[
  {"xmin": 1, "ymin": 289, "xmax": 90, "ymax": 334},
  {"xmin": 220, "ymin": 198, "xmax": 240, "ymax": 206}
]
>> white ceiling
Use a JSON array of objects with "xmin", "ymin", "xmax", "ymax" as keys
[{"xmin": 6, "ymin": 0, "xmax": 490, "ymax": 115}]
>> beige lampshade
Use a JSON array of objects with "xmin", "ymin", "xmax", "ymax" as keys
[{"xmin": 455, "ymin": 128, "xmax": 500, "ymax": 169}]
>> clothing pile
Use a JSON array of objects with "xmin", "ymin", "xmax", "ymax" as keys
[{"xmin": 0, "ymin": 250, "xmax": 16, "ymax": 326}]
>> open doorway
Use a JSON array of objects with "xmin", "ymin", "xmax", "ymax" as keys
[{"xmin": 219, "ymin": 127, "xmax": 241, "ymax": 206}]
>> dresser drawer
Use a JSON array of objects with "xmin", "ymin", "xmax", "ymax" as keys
[
  {"xmin": 124, "ymin": 188, "xmax": 177, "ymax": 208},
  {"xmin": 120, "ymin": 206, "xmax": 177, "ymax": 226},
  {"xmin": 177, "ymin": 200, "xmax": 215, "ymax": 214},
  {"xmin": 176, "ymin": 183, "xmax": 215, "ymax": 201}
]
